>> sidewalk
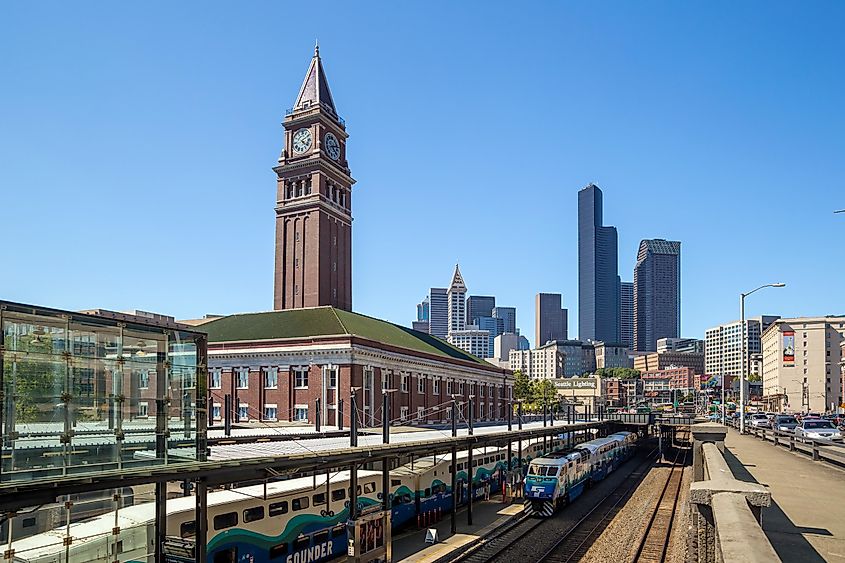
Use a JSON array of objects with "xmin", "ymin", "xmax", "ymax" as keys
[
  {"xmin": 393, "ymin": 497, "xmax": 523, "ymax": 562},
  {"xmin": 724, "ymin": 429, "xmax": 845, "ymax": 562}
]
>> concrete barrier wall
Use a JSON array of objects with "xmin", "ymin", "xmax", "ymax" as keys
[{"xmin": 688, "ymin": 424, "xmax": 780, "ymax": 563}]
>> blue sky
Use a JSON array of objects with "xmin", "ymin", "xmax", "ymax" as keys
[{"xmin": 2, "ymin": 2, "xmax": 843, "ymax": 346}]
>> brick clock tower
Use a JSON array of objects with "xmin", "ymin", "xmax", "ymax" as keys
[{"xmin": 273, "ymin": 45, "xmax": 354, "ymax": 311}]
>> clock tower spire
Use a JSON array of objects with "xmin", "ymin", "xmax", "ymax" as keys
[{"xmin": 273, "ymin": 47, "xmax": 354, "ymax": 311}]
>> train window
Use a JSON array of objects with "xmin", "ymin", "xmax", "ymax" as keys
[
  {"xmin": 472, "ymin": 461, "xmax": 478, "ymax": 468},
  {"xmin": 269, "ymin": 501, "xmax": 288, "ymax": 516},
  {"xmin": 364, "ymin": 482, "xmax": 376, "ymax": 494},
  {"xmin": 293, "ymin": 536, "xmax": 310, "ymax": 551},
  {"xmin": 458, "ymin": 463, "xmax": 464, "ymax": 471},
  {"xmin": 269, "ymin": 543, "xmax": 289, "ymax": 560},
  {"xmin": 213, "ymin": 512, "xmax": 238, "ymax": 530},
  {"xmin": 213, "ymin": 548, "xmax": 237, "ymax": 563},
  {"xmin": 313, "ymin": 493, "xmax": 326, "ymax": 505},
  {"xmin": 292, "ymin": 497, "xmax": 310, "ymax": 511},
  {"xmin": 313, "ymin": 530, "xmax": 329, "ymax": 544},
  {"xmin": 424, "ymin": 488, "xmax": 431, "ymax": 497},
  {"xmin": 330, "ymin": 524, "xmax": 346, "ymax": 538},
  {"xmin": 391, "ymin": 479, "xmax": 401, "ymax": 487},
  {"xmin": 331, "ymin": 489, "xmax": 346, "ymax": 502},
  {"xmin": 180, "ymin": 521, "xmax": 196, "ymax": 538},
  {"xmin": 243, "ymin": 506, "xmax": 264, "ymax": 523},
  {"xmin": 22, "ymin": 517, "xmax": 36, "ymax": 528},
  {"xmin": 348, "ymin": 485, "xmax": 362, "ymax": 497}
]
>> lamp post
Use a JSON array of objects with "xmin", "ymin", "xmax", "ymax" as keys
[{"xmin": 739, "ymin": 283, "xmax": 785, "ymax": 433}]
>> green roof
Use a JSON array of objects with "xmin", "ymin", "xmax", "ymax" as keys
[{"xmin": 202, "ymin": 307, "xmax": 494, "ymax": 367}]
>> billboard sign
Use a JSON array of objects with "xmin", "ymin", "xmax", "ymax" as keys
[
  {"xmin": 783, "ymin": 331, "xmax": 795, "ymax": 367},
  {"xmin": 555, "ymin": 378, "xmax": 597, "ymax": 390}
]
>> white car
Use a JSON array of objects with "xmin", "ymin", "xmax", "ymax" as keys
[{"xmin": 794, "ymin": 419, "xmax": 844, "ymax": 443}]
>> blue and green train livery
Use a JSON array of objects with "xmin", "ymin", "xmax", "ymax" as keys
[{"xmin": 523, "ymin": 431, "xmax": 637, "ymax": 517}]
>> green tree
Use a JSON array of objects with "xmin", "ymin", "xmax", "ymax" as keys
[{"xmin": 513, "ymin": 370, "xmax": 532, "ymax": 401}]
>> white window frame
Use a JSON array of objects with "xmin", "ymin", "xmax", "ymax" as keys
[
  {"xmin": 447, "ymin": 380, "xmax": 453, "ymax": 394},
  {"xmin": 417, "ymin": 406, "xmax": 425, "ymax": 420},
  {"xmin": 400, "ymin": 406, "xmax": 409, "ymax": 421},
  {"xmin": 417, "ymin": 376, "xmax": 425, "ymax": 394},
  {"xmin": 138, "ymin": 401, "xmax": 149, "ymax": 418},
  {"xmin": 236, "ymin": 368, "xmax": 249, "ymax": 390},
  {"xmin": 294, "ymin": 405, "xmax": 308, "ymax": 422},
  {"xmin": 210, "ymin": 369, "xmax": 222, "ymax": 390},
  {"xmin": 295, "ymin": 368, "xmax": 309, "ymax": 389},
  {"xmin": 139, "ymin": 369, "xmax": 150, "ymax": 390},
  {"xmin": 264, "ymin": 404, "xmax": 278, "ymax": 421},
  {"xmin": 401, "ymin": 374, "xmax": 409, "ymax": 393},
  {"xmin": 264, "ymin": 367, "xmax": 278, "ymax": 389},
  {"xmin": 212, "ymin": 403, "xmax": 222, "ymax": 420},
  {"xmin": 433, "ymin": 378, "xmax": 440, "ymax": 394},
  {"xmin": 326, "ymin": 366, "xmax": 338, "ymax": 389},
  {"xmin": 238, "ymin": 404, "xmax": 249, "ymax": 422}
]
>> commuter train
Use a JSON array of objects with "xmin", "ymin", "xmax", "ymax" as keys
[
  {"xmin": 8, "ymin": 432, "xmax": 595, "ymax": 563},
  {"xmin": 523, "ymin": 431, "xmax": 637, "ymax": 517}
]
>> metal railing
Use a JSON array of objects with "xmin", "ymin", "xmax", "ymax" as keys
[{"xmin": 726, "ymin": 418, "xmax": 845, "ymax": 466}]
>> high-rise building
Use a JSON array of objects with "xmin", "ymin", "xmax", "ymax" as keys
[
  {"xmin": 466, "ymin": 296, "xmax": 495, "ymax": 325},
  {"xmin": 633, "ymin": 239, "xmax": 681, "ymax": 352},
  {"xmin": 761, "ymin": 317, "xmax": 845, "ymax": 413},
  {"xmin": 476, "ymin": 316, "xmax": 504, "ymax": 355},
  {"xmin": 428, "ymin": 288, "xmax": 448, "ymax": 339},
  {"xmin": 509, "ymin": 343, "xmax": 565, "ymax": 380},
  {"xmin": 704, "ymin": 316, "xmax": 780, "ymax": 381},
  {"xmin": 620, "ymin": 280, "xmax": 634, "ymax": 350},
  {"xmin": 417, "ymin": 297, "xmax": 430, "ymax": 322},
  {"xmin": 447, "ymin": 265, "xmax": 467, "ymax": 336},
  {"xmin": 274, "ymin": 46, "xmax": 353, "ymax": 311},
  {"xmin": 449, "ymin": 326, "xmax": 490, "ymax": 359},
  {"xmin": 578, "ymin": 184, "xmax": 620, "ymax": 342},
  {"xmin": 657, "ymin": 337, "xmax": 704, "ymax": 354},
  {"xmin": 492, "ymin": 307, "xmax": 516, "ymax": 334},
  {"xmin": 535, "ymin": 293, "xmax": 568, "ymax": 347},
  {"xmin": 493, "ymin": 333, "xmax": 521, "ymax": 362}
]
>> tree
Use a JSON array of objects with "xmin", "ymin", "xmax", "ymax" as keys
[{"xmin": 513, "ymin": 370, "xmax": 532, "ymax": 401}]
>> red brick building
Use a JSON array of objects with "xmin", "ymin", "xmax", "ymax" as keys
[
  {"xmin": 642, "ymin": 366, "xmax": 697, "ymax": 393},
  {"xmin": 273, "ymin": 45, "xmax": 353, "ymax": 312},
  {"xmin": 203, "ymin": 307, "xmax": 513, "ymax": 427}
]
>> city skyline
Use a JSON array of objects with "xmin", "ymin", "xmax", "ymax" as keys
[{"xmin": 3, "ymin": 3, "xmax": 844, "ymax": 344}]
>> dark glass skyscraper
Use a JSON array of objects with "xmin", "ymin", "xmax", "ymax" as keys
[
  {"xmin": 466, "ymin": 295, "xmax": 495, "ymax": 325},
  {"xmin": 634, "ymin": 239, "xmax": 681, "ymax": 352},
  {"xmin": 578, "ymin": 184, "xmax": 620, "ymax": 343},
  {"xmin": 620, "ymin": 280, "xmax": 634, "ymax": 349}
]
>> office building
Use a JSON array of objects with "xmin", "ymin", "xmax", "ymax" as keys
[
  {"xmin": 493, "ymin": 333, "xmax": 521, "ymax": 362},
  {"xmin": 427, "ymin": 288, "xmax": 448, "ymax": 339},
  {"xmin": 447, "ymin": 265, "xmax": 467, "ymax": 336},
  {"xmin": 476, "ymin": 316, "xmax": 504, "ymax": 355},
  {"xmin": 448, "ymin": 326, "xmax": 490, "ymax": 359},
  {"xmin": 761, "ymin": 317, "xmax": 845, "ymax": 413},
  {"xmin": 620, "ymin": 280, "xmax": 634, "ymax": 350},
  {"xmin": 493, "ymin": 307, "xmax": 517, "ymax": 334},
  {"xmin": 274, "ymin": 46, "xmax": 353, "ymax": 311},
  {"xmin": 508, "ymin": 343, "xmax": 565, "ymax": 380},
  {"xmin": 466, "ymin": 296, "xmax": 496, "ymax": 325},
  {"xmin": 657, "ymin": 337, "xmax": 704, "ymax": 354},
  {"xmin": 634, "ymin": 351, "xmax": 705, "ymax": 376},
  {"xmin": 416, "ymin": 297, "xmax": 430, "ymax": 322},
  {"xmin": 705, "ymin": 316, "xmax": 780, "ymax": 382},
  {"xmin": 594, "ymin": 342, "xmax": 632, "ymax": 369},
  {"xmin": 578, "ymin": 183, "xmax": 620, "ymax": 343},
  {"xmin": 535, "ymin": 293, "xmax": 568, "ymax": 346},
  {"xmin": 633, "ymin": 239, "xmax": 681, "ymax": 352},
  {"xmin": 518, "ymin": 335, "xmax": 531, "ymax": 351}
]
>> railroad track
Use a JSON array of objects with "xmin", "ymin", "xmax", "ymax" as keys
[
  {"xmin": 629, "ymin": 448, "xmax": 688, "ymax": 563},
  {"xmin": 535, "ymin": 449, "xmax": 660, "ymax": 563}
]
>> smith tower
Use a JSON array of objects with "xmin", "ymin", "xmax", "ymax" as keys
[{"xmin": 273, "ymin": 45, "xmax": 354, "ymax": 311}]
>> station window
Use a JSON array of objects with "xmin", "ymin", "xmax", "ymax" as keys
[
  {"xmin": 292, "ymin": 497, "xmax": 309, "ymax": 511},
  {"xmin": 295, "ymin": 368, "xmax": 309, "ymax": 388},
  {"xmin": 214, "ymin": 512, "xmax": 238, "ymax": 530},
  {"xmin": 269, "ymin": 501, "xmax": 288, "ymax": 516},
  {"xmin": 243, "ymin": 506, "xmax": 264, "ymax": 523}
]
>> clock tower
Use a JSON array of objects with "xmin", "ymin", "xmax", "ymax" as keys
[{"xmin": 273, "ymin": 45, "xmax": 354, "ymax": 311}]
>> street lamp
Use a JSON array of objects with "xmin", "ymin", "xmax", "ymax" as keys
[{"xmin": 739, "ymin": 283, "xmax": 786, "ymax": 433}]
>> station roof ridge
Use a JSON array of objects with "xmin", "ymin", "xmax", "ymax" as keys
[{"xmin": 202, "ymin": 306, "xmax": 497, "ymax": 368}]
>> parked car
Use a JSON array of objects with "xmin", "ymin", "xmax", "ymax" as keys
[
  {"xmin": 773, "ymin": 415, "xmax": 798, "ymax": 432},
  {"xmin": 794, "ymin": 419, "xmax": 844, "ymax": 443},
  {"xmin": 749, "ymin": 413, "xmax": 771, "ymax": 428}
]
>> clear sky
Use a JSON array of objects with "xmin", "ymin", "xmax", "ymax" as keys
[{"xmin": 2, "ymin": 2, "xmax": 843, "ymax": 346}]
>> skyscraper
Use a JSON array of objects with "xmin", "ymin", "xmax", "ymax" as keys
[
  {"xmin": 633, "ymin": 239, "xmax": 681, "ymax": 352},
  {"xmin": 476, "ymin": 316, "xmax": 504, "ymax": 355},
  {"xmin": 466, "ymin": 296, "xmax": 496, "ymax": 325},
  {"xmin": 447, "ymin": 265, "xmax": 467, "ymax": 335},
  {"xmin": 492, "ymin": 307, "xmax": 517, "ymax": 334},
  {"xmin": 274, "ymin": 46, "xmax": 353, "ymax": 311},
  {"xmin": 416, "ymin": 297, "xmax": 430, "ymax": 322},
  {"xmin": 428, "ymin": 288, "xmax": 448, "ymax": 339},
  {"xmin": 620, "ymin": 280, "xmax": 634, "ymax": 349},
  {"xmin": 535, "ymin": 293, "xmax": 568, "ymax": 347},
  {"xmin": 578, "ymin": 184, "xmax": 620, "ymax": 342}
]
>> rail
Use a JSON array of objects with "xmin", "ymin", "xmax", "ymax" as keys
[
  {"xmin": 630, "ymin": 448, "xmax": 687, "ymax": 562},
  {"xmin": 726, "ymin": 418, "xmax": 845, "ymax": 467},
  {"xmin": 688, "ymin": 424, "xmax": 779, "ymax": 563}
]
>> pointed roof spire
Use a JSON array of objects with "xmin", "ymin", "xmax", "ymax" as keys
[
  {"xmin": 449, "ymin": 263, "xmax": 466, "ymax": 291},
  {"xmin": 293, "ymin": 43, "xmax": 338, "ymax": 117}
]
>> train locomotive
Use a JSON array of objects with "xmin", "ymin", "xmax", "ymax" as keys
[{"xmin": 522, "ymin": 431, "xmax": 637, "ymax": 517}]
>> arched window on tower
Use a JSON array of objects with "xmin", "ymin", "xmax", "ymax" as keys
[{"xmin": 295, "ymin": 181, "xmax": 303, "ymax": 198}]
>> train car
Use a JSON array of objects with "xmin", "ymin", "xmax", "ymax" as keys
[{"xmin": 10, "ymin": 470, "xmax": 383, "ymax": 563}]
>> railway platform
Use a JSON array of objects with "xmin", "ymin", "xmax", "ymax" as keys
[
  {"xmin": 393, "ymin": 498, "xmax": 522, "ymax": 562},
  {"xmin": 724, "ymin": 428, "xmax": 845, "ymax": 561}
]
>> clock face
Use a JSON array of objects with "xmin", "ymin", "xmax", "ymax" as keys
[
  {"xmin": 324, "ymin": 133, "xmax": 341, "ymax": 161},
  {"xmin": 292, "ymin": 128, "xmax": 312, "ymax": 154}
]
